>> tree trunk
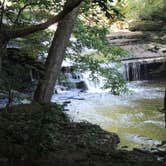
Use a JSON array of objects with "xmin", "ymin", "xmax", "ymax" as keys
[
  {"xmin": 0, "ymin": 36, "xmax": 8, "ymax": 71},
  {"xmin": 33, "ymin": 5, "xmax": 80, "ymax": 103},
  {"xmin": 164, "ymin": 88, "xmax": 166, "ymax": 110},
  {"xmin": 164, "ymin": 88, "xmax": 166, "ymax": 127}
]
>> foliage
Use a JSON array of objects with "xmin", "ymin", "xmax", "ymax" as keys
[
  {"xmin": 0, "ymin": 63, "xmax": 32, "ymax": 107},
  {"xmin": 0, "ymin": 103, "xmax": 69, "ymax": 160},
  {"xmin": 18, "ymin": 30, "xmax": 53, "ymax": 59},
  {"xmin": 66, "ymin": 17, "xmax": 129, "ymax": 95},
  {"xmin": 0, "ymin": 0, "xmax": 62, "ymax": 26},
  {"xmin": 0, "ymin": 49, "xmax": 44, "ymax": 107},
  {"xmin": 73, "ymin": 18, "xmax": 109, "ymax": 52},
  {"xmin": 0, "ymin": 103, "xmax": 164, "ymax": 165},
  {"xmin": 1, "ymin": 0, "xmax": 129, "ymax": 97},
  {"xmin": 69, "ymin": 52, "xmax": 128, "ymax": 95},
  {"xmin": 0, "ymin": 103, "xmax": 119, "ymax": 162},
  {"xmin": 81, "ymin": 0, "xmax": 123, "ymax": 26},
  {"xmin": 102, "ymin": 67, "xmax": 128, "ymax": 95},
  {"xmin": 0, "ymin": 63, "xmax": 31, "ymax": 91},
  {"xmin": 124, "ymin": 0, "xmax": 166, "ymax": 21}
]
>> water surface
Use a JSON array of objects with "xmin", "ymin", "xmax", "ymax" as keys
[{"xmin": 52, "ymin": 81, "xmax": 166, "ymax": 150}]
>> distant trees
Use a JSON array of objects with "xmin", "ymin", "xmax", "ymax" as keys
[{"xmin": 124, "ymin": 0, "xmax": 166, "ymax": 21}]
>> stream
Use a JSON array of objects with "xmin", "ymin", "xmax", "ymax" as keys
[{"xmin": 52, "ymin": 80, "xmax": 166, "ymax": 150}]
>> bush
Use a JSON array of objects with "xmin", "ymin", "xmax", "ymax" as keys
[
  {"xmin": 125, "ymin": 0, "xmax": 166, "ymax": 21},
  {"xmin": 0, "ymin": 103, "xmax": 69, "ymax": 161}
]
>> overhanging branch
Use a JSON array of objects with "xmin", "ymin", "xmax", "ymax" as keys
[{"xmin": 6, "ymin": 0, "xmax": 83, "ymax": 39}]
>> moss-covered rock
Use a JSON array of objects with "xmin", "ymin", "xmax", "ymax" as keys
[{"xmin": 129, "ymin": 21, "xmax": 165, "ymax": 32}]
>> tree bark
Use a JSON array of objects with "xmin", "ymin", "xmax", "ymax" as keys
[
  {"xmin": 164, "ymin": 88, "xmax": 166, "ymax": 110},
  {"xmin": 33, "ymin": 5, "xmax": 80, "ymax": 103},
  {"xmin": 164, "ymin": 88, "xmax": 166, "ymax": 127}
]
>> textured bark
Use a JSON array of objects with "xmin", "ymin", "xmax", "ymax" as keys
[{"xmin": 33, "ymin": 5, "xmax": 80, "ymax": 102}]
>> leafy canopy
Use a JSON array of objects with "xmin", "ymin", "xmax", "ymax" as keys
[
  {"xmin": 123, "ymin": 0, "xmax": 166, "ymax": 21},
  {"xmin": 1, "ymin": 0, "xmax": 129, "ymax": 95}
]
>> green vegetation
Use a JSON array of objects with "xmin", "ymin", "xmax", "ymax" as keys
[
  {"xmin": 123, "ymin": 0, "xmax": 166, "ymax": 38},
  {"xmin": 0, "ymin": 64, "xmax": 31, "ymax": 108},
  {"xmin": 1, "ymin": 0, "xmax": 130, "ymax": 103},
  {"xmin": 124, "ymin": 0, "xmax": 166, "ymax": 21},
  {"xmin": 0, "ymin": 104, "xmax": 164, "ymax": 166},
  {"xmin": 0, "ymin": 103, "xmax": 118, "ymax": 164},
  {"xmin": 0, "ymin": 0, "xmax": 165, "ymax": 165}
]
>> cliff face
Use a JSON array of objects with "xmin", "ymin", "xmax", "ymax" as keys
[{"xmin": 107, "ymin": 21, "xmax": 166, "ymax": 81}]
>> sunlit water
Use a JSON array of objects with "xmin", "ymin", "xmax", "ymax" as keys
[{"xmin": 52, "ymin": 81, "xmax": 166, "ymax": 150}]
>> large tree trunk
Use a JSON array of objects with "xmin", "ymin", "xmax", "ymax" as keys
[{"xmin": 33, "ymin": 5, "xmax": 80, "ymax": 103}]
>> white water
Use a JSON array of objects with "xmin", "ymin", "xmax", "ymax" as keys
[{"xmin": 52, "ymin": 79, "xmax": 166, "ymax": 149}]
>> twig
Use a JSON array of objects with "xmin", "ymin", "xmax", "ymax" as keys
[{"xmin": 14, "ymin": 3, "xmax": 37, "ymax": 24}]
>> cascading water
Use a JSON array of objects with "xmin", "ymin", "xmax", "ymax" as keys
[
  {"xmin": 123, "ymin": 58, "xmax": 166, "ymax": 81},
  {"xmin": 52, "ymin": 59, "xmax": 166, "ymax": 150},
  {"xmin": 82, "ymin": 72, "xmax": 107, "ymax": 93},
  {"xmin": 56, "ymin": 69, "xmax": 106, "ymax": 93},
  {"xmin": 124, "ymin": 62, "xmax": 141, "ymax": 81}
]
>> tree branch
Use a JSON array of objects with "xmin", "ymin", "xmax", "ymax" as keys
[
  {"xmin": 6, "ymin": 0, "xmax": 83, "ymax": 39},
  {"xmin": 14, "ymin": 3, "xmax": 35, "ymax": 24}
]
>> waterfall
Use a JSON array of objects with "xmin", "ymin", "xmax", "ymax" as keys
[
  {"xmin": 82, "ymin": 72, "xmax": 106, "ymax": 92},
  {"xmin": 132, "ymin": 62, "xmax": 141, "ymax": 80},
  {"xmin": 56, "ymin": 60, "xmax": 126, "ymax": 93},
  {"xmin": 57, "ymin": 58, "xmax": 159, "ymax": 93},
  {"xmin": 55, "ymin": 66, "xmax": 107, "ymax": 93},
  {"xmin": 124, "ymin": 62, "xmax": 141, "ymax": 81},
  {"xmin": 58, "ymin": 60, "xmax": 147, "ymax": 93}
]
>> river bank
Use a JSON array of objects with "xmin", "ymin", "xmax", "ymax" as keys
[{"xmin": 0, "ymin": 103, "xmax": 165, "ymax": 166}]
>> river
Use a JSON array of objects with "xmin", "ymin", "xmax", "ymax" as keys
[{"xmin": 52, "ymin": 80, "xmax": 166, "ymax": 150}]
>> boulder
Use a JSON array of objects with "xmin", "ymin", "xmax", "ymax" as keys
[
  {"xmin": 76, "ymin": 81, "xmax": 88, "ymax": 91},
  {"xmin": 129, "ymin": 21, "xmax": 165, "ymax": 31}
]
